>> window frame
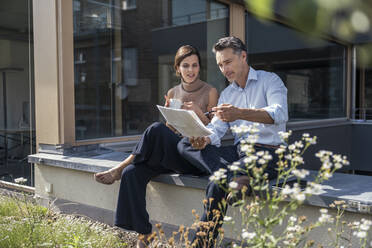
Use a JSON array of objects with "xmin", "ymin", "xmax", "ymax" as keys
[
  {"xmin": 33, "ymin": 0, "xmax": 353, "ymax": 148},
  {"xmin": 244, "ymin": 10, "xmax": 351, "ymax": 123}
]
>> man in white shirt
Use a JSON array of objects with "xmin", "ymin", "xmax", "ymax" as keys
[{"xmin": 178, "ymin": 36, "xmax": 288, "ymax": 247}]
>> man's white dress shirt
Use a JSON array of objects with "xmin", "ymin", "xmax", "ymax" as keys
[{"xmin": 207, "ymin": 67, "xmax": 288, "ymax": 147}]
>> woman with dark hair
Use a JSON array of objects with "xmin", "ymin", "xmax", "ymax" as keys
[{"xmin": 94, "ymin": 45, "xmax": 218, "ymax": 248}]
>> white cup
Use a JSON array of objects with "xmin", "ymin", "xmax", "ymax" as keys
[{"xmin": 169, "ymin": 98, "xmax": 182, "ymax": 109}]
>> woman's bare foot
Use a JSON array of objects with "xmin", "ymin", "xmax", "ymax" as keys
[
  {"xmin": 94, "ymin": 168, "xmax": 121, "ymax": 185},
  {"xmin": 94, "ymin": 154, "xmax": 135, "ymax": 185}
]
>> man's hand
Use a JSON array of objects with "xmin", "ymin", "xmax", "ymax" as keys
[
  {"xmin": 189, "ymin": 136, "xmax": 211, "ymax": 150},
  {"xmin": 213, "ymin": 104, "xmax": 241, "ymax": 122}
]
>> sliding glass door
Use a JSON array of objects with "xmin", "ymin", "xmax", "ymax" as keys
[{"xmin": 0, "ymin": 0, "xmax": 35, "ymax": 186}]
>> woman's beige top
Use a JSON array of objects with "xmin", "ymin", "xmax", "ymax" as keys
[{"xmin": 171, "ymin": 79, "xmax": 212, "ymax": 113}]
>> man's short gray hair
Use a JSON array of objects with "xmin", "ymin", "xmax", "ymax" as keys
[{"xmin": 212, "ymin": 36, "xmax": 247, "ymax": 54}]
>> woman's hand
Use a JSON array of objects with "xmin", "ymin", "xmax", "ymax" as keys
[
  {"xmin": 183, "ymin": 101, "xmax": 211, "ymax": 125},
  {"xmin": 164, "ymin": 95, "xmax": 170, "ymax": 107},
  {"xmin": 182, "ymin": 101, "xmax": 203, "ymax": 116}
]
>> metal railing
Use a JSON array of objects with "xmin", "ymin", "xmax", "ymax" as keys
[{"xmin": 171, "ymin": 7, "xmax": 228, "ymax": 27}]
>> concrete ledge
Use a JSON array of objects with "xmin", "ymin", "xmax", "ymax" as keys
[
  {"xmin": 28, "ymin": 151, "xmax": 130, "ymax": 173},
  {"xmin": 28, "ymin": 150, "xmax": 372, "ymax": 214},
  {"xmin": 28, "ymin": 151, "xmax": 210, "ymax": 189}
]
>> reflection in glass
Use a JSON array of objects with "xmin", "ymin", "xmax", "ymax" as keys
[
  {"xmin": 73, "ymin": 0, "xmax": 228, "ymax": 140},
  {"xmin": 0, "ymin": 0, "xmax": 35, "ymax": 186},
  {"xmin": 246, "ymin": 13, "xmax": 346, "ymax": 121}
]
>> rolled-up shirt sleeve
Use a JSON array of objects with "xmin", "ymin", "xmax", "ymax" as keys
[
  {"xmin": 207, "ymin": 93, "xmax": 229, "ymax": 147},
  {"xmin": 262, "ymin": 73, "xmax": 288, "ymax": 124}
]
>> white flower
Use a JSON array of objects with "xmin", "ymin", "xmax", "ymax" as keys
[
  {"xmin": 257, "ymin": 158, "xmax": 266, "ymax": 165},
  {"xmin": 305, "ymin": 182, "xmax": 322, "ymax": 194},
  {"xmin": 286, "ymin": 233, "xmax": 294, "ymax": 239},
  {"xmin": 229, "ymin": 164, "xmax": 240, "ymax": 171},
  {"xmin": 354, "ymin": 231, "xmax": 367, "ymax": 238},
  {"xmin": 243, "ymin": 157, "xmax": 253, "ymax": 164},
  {"xmin": 281, "ymin": 185, "xmax": 292, "ymax": 195},
  {"xmin": 320, "ymin": 208, "xmax": 328, "ymax": 214},
  {"xmin": 229, "ymin": 181, "xmax": 238, "ymax": 189},
  {"xmin": 305, "ymin": 137, "xmax": 317, "ymax": 145},
  {"xmin": 231, "ymin": 125, "xmax": 245, "ymax": 134},
  {"xmin": 334, "ymin": 163, "xmax": 342, "ymax": 169},
  {"xmin": 292, "ymin": 155, "xmax": 304, "ymax": 164},
  {"xmin": 14, "ymin": 177, "xmax": 27, "ymax": 184},
  {"xmin": 294, "ymin": 149, "xmax": 301, "ymax": 154},
  {"xmin": 294, "ymin": 193, "xmax": 306, "ymax": 202},
  {"xmin": 302, "ymin": 133, "xmax": 310, "ymax": 138},
  {"xmin": 256, "ymin": 151, "xmax": 264, "ymax": 157},
  {"xmin": 291, "ymin": 169, "xmax": 309, "ymax": 179},
  {"xmin": 288, "ymin": 144, "xmax": 296, "ymax": 151},
  {"xmin": 292, "ymin": 184, "xmax": 301, "ymax": 194},
  {"xmin": 342, "ymin": 156, "xmax": 350, "ymax": 165},
  {"xmin": 333, "ymin": 154, "xmax": 342, "ymax": 163},
  {"xmin": 241, "ymin": 230, "xmax": 256, "ymax": 240},
  {"xmin": 287, "ymin": 225, "xmax": 302, "ymax": 232},
  {"xmin": 209, "ymin": 168, "xmax": 227, "ymax": 181},
  {"xmin": 279, "ymin": 131, "xmax": 292, "ymax": 140},
  {"xmin": 263, "ymin": 154, "xmax": 272, "ymax": 160},
  {"xmin": 209, "ymin": 175, "xmax": 217, "ymax": 181},
  {"xmin": 363, "ymin": 219, "xmax": 372, "ymax": 226},
  {"xmin": 240, "ymin": 144, "xmax": 250, "ymax": 152},
  {"xmin": 289, "ymin": 216, "xmax": 297, "ymax": 222},
  {"xmin": 275, "ymin": 147, "xmax": 286, "ymax": 154},
  {"xmin": 250, "ymin": 155, "xmax": 258, "ymax": 161},
  {"xmin": 318, "ymin": 210, "xmax": 334, "ymax": 223},
  {"xmin": 316, "ymin": 150, "xmax": 333, "ymax": 158},
  {"xmin": 321, "ymin": 160, "xmax": 332, "ymax": 169},
  {"xmin": 294, "ymin": 141, "xmax": 304, "ymax": 148},
  {"xmin": 360, "ymin": 224, "xmax": 370, "ymax": 231},
  {"xmin": 285, "ymin": 154, "xmax": 292, "ymax": 160},
  {"xmin": 223, "ymin": 216, "xmax": 232, "ymax": 222},
  {"xmin": 322, "ymin": 172, "xmax": 332, "ymax": 179},
  {"xmin": 247, "ymin": 136, "xmax": 258, "ymax": 144}
]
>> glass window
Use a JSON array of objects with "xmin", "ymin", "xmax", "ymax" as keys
[
  {"xmin": 364, "ymin": 69, "xmax": 372, "ymax": 119},
  {"xmin": 246, "ymin": 13, "xmax": 346, "ymax": 121},
  {"xmin": 73, "ymin": 0, "xmax": 228, "ymax": 140},
  {"xmin": 0, "ymin": 0, "xmax": 35, "ymax": 186},
  {"xmin": 356, "ymin": 65, "xmax": 372, "ymax": 119}
]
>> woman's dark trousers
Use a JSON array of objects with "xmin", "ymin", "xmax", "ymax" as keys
[{"xmin": 115, "ymin": 122, "xmax": 204, "ymax": 234}]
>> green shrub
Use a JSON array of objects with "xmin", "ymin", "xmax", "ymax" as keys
[{"xmin": 0, "ymin": 195, "xmax": 127, "ymax": 248}]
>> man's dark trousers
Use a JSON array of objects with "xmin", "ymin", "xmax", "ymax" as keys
[{"xmin": 177, "ymin": 138, "xmax": 278, "ymax": 247}]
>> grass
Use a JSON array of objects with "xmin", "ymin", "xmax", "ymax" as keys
[{"xmin": 0, "ymin": 193, "xmax": 128, "ymax": 248}]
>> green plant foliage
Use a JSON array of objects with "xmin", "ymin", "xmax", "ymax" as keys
[
  {"xmin": 0, "ymin": 195, "xmax": 127, "ymax": 248},
  {"xmin": 246, "ymin": 0, "xmax": 274, "ymax": 19}
]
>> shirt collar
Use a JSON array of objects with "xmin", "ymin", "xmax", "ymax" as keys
[{"xmin": 232, "ymin": 67, "xmax": 257, "ymax": 90}]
